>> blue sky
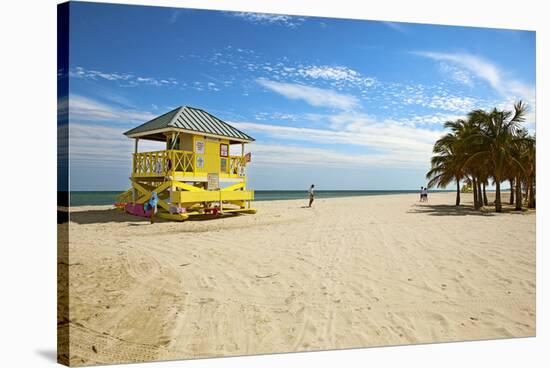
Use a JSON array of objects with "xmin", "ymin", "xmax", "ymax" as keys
[{"xmin": 63, "ymin": 2, "xmax": 536, "ymax": 191}]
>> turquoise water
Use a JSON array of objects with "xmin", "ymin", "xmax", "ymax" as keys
[{"xmin": 69, "ymin": 190, "xmax": 452, "ymax": 206}]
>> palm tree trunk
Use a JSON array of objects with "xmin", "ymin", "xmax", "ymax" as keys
[
  {"xmin": 477, "ymin": 178, "xmax": 483, "ymax": 208},
  {"xmin": 472, "ymin": 178, "xmax": 479, "ymax": 209},
  {"xmin": 482, "ymin": 182, "xmax": 488, "ymax": 206},
  {"xmin": 455, "ymin": 177, "xmax": 461, "ymax": 206},
  {"xmin": 515, "ymin": 175, "xmax": 522, "ymax": 211},
  {"xmin": 495, "ymin": 179, "xmax": 502, "ymax": 212},
  {"xmin": 509, "ymin": 178, "xmax": 515, "ymax": 204},
  {"xmin": 528, "ymin": 179, "xmax": 535, "ymax": 208}
]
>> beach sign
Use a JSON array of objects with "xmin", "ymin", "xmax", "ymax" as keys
[
  {"xmin": 207, "ymin": 173, "xmax": 219, "ymax": 190},
  {"xmin": 196, "ymin": 156, "xmax": 204, "ymax": 169},
  {"xmin": 195, "ymin": 139, "xmax": 205, "ymax": 154}
]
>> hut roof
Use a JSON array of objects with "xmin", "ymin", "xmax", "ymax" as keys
[{"xmin": 124, "ymin": 106, "xmax": 255, "ymax": 143}]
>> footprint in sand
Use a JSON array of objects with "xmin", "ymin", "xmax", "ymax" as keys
[{"xmin": 285, "ymin": 292, "xmax": 296, "ymax": 305}]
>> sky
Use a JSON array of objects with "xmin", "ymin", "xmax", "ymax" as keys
[{"xmin": 61, "ymin": 1, "xmax": 536, "ymax": 191}]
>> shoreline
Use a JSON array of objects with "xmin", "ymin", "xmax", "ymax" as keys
[
  {"xmin": 68, "ymin": 191, "xmax": 453, "ymax": 210},
  {"xmin": 67, "ymin": 190, "xmax": 521, "ymax": 212}
]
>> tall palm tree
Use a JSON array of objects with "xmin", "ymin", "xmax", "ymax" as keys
[
  {"xmin": 516, "ymin": 132, "xmax": 536, "ymax": 209},
  {"xmin": 463, "ymin": 101, "xmax": 527, "ymax": 212},
  {"xmin": 426, "ymin": 129, "xmax": 463, "ymax": 206},
  {"xmin": 453, "ymin": 118, "xmax": 485, "ymax": 209}
]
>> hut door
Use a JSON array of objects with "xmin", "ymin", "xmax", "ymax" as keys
[{"xmin": 204, "ymin": 139, "xmax": 220, "ymax": 174}]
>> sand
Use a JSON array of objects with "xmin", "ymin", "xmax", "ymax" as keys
[{"xmin": 60, "ymin": 192, "xmax": 536, "ymax": 365}]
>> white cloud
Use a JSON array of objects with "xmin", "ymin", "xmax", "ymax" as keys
[
  {"xmin": 405, "ymin": 113, "xmax": 465, "ymax": 126},
  {"xmin": 426, "ymin": 95, "xmax": 477, "ymax": 112},
  {"xmin": 298, "ymin": 66, "xmax": 359, "ymax": 81},
  {"xmin": 250, "ymin": 143, "xmax": 425, "ymax": 169},
  {"xmin": 256, "ymin": 78, "xmax": 359, "ymax": 110},
  {"xmin": 67, "ymin": 94, "xmax": 156, "ymax": 123},
  {"xmin": 297, "ymin": 65, "xmax": 377, "ymax": 89},
  {"xmin": 230, "ymin": 12, "xmax": 305, "ymax": 28},
  {"xmin": 231, "ymin": 113, "xmax": 442, "ymax": 168},
  {"xmin": 382, "ymin": 21, "xmax": 408, "ymax": 33},
  {"xmin": 412, "ymin": 51, "xmax": 535, "ymax": 129},
  {"xmin": 399, "ymin": 88, "xmax": 479, "ymax": 113},
  {"xmin": 70, "ymin": 66, "xmax": 179, "ymax": 87},
  {"xmin": 69, "ymin": 123, "xmax": 163, "ymax": 167},
  {"xmin": 438, "ymin": 62, "xmax": 474, "ymax": 86},
  {"xmin": 412, "ymin": 51, "xmax": 534, "ymax": 101}
]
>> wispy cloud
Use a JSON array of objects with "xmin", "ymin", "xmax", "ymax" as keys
[
  {"xmin": 251, "ymin": 143, "xmax": 424, "ymax": 169},
  {"xmin": 404, "ymin": 112, "xmax": 465, "ymax": 127},
  {"xmin": 229, "ymin": 12, "xmax": 305, "ymax": 28},
  {"xmin": 231, "ymin": 112, "xmax": 442, "ymax": 168},
  {"xmin": 425, "ymin": 95, "xmax": 477, "ymax": 112},
  {"xmin": 438, "ymin": 62, "xmax": 474, "ymax": 86},
  {"xmin": 67, "ymin": 94, "xmax": 155, "ymax": 123},
  {"xmin": 69, "ymin": 123, "xmax": 162, "ymax": 167},
  {"xmin": 256, "ymin": 78, "xmax": 359, "ymax": 110},
  {"xmin": 382, "ymin": 21, "xmax": 408, "ymax": 33},
  {"xmin": 70, "ymin": 66, "xmax": 179, "ymax": 88},
  {"xmin": 297, "ymin": 65, "xmax": 376, "ymax": 87},
  {"xmin": 298, "ymin": 65, "xmax": 359, "ymax": 81},
  {"xmin": 412, "ymin": 51, "xmax": 534, "ymax": 101},
  {"xmin": 169, "ymin": 9, "xmax": 181, "ymax": 24},
  {"xmin": 412, "ymin": 51, "xmax": 535, "ymax": 129}
]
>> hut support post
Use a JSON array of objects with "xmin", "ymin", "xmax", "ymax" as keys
[
  {"xmin": 169, "ymin": 133, "xmax": 179, "ymax": 204},
  {"xmin": 132, "ymin": 138, "xmax": 139, "ymax": 203}
]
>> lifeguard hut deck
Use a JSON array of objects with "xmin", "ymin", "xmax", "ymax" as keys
[{"xmin": 117, "ymin": 106, "xmax": 256, "ymax": 221}]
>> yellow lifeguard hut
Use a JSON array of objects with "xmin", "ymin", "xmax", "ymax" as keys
[{"xmin": 116, "ymin": 106, "xmax": 256, "ymax": 221}]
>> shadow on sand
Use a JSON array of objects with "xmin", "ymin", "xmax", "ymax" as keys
[
  {"xmin": 408, "ymin": 203, "xmax": 532, "ymax": 217},
  {"xmin": 408, "ymin": 203, "xmax": 496, "ymax": 217},
  {"xmin": 70, "ymin": 208, "xmax": 152, "ymax": 225},
  {"xmin": 69, "ymin": 208, "xmax": 241, "ymax": 225}
]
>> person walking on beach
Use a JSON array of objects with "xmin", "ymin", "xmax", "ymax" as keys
[
  {"xmin": 422, "ymin": 187, "xmax": 429, "ymax": 202},
  {"xmin": 419, "ymin": 186, "xmax": 424, "ymax": 202},
  {"xmin": 308, "ymin": 184, "xmax": 315, "ymax": 208}
]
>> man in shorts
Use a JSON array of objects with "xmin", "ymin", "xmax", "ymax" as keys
[{"xmin": 308, "ymin": 184, "xmax": 315, "ymax": 208}]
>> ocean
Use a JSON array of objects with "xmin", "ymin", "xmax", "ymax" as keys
[{"xmin": 69, "ymin": 190, "xmax": 452, "ymax": 206}]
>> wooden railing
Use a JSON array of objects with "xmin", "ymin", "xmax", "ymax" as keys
[
  {"xmin": 169, "ymin": 150, "xmax": 194, "ymax": 173},
  {"xmin": 132, "ymin": 150, "xmax": 247, "ymax": 178}
]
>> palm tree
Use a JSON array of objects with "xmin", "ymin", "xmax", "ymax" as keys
[
  {"xmin": 427, "ymin": 101, "xmax": 534, "ymax": 213},
  {"xmin": 426, "ymin": 128, "xmax": 463, "ymax": 206},
  {"xmin": 453, "ymin": 118, "xmax": 485, "ymax": 209},
  {"xmin": 463, "ymin": 101, "xmax": 527, "ymax": 212},
  {"xmin": 526, "ymin": 137, "xmax": 536, "ymax": 208}
]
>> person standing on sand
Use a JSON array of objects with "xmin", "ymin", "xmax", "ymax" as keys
[
  {"xmin": 308, "ymin": 184, "xmax": 315, "ymax": 207},
  {"xmin": 422, "ymin": 187, "xmax": 429, "ymax": 202},
  {"xmin": 420, "ymin": 186, "xmax": 424, "ymax": 202}
]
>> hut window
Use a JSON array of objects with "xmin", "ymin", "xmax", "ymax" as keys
[{"xmin": 220, "ymin": 144, "xmax": 228, "ymax": 157}]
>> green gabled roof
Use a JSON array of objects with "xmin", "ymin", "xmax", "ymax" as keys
[{"xmin": 124, "ymin": 106, "xmax": 254, "ymax": 142}]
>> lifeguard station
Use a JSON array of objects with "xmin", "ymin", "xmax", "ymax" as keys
[{"xmin": 116, "ymin": 106, "xmax": 256, "ymax": 221}]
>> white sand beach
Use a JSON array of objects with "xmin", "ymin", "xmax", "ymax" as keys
[{"xmin": 60, "ymin": 192, "xmax": 536, "ymax": 365}]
